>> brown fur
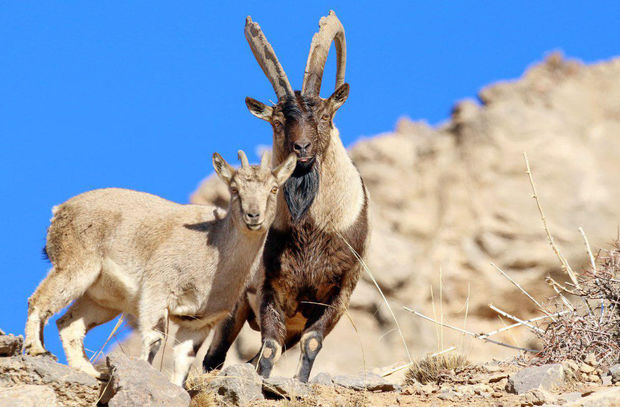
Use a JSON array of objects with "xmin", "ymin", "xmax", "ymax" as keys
[{"xmin": 260, "ymin": 187, "xmax": 368, "ymax": 344}]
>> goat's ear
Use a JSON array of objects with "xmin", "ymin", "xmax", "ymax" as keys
[
  {"xmin": 327, "ymin": 83, "xmax": 349, "ymax": 113},
  {"xmin": 273, "ymin": 153, "xmax": 297, "ymax": 185},
  {"xmin": 246, "ymin": 97, "xmax": 273, "ymax": 121},
  {"xmin": 327, "ymin": 83, "xmax": 350, "ymax": 113},
  {"xmin": 212, "ymin": 153, "xmax": 235, "ymax": 184}
]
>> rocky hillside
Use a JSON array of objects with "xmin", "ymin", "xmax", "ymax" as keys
[
  {"xmin": 3, "ymin": 53, "xmax": 620, "ymax": 407},
  {"xmin": 188, "ymin": 53, "xmax": 620, "ymax": 376}
]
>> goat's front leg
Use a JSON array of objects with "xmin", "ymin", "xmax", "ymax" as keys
[
  {"xmin": 295, "ymin": 269, "xmax": 360, "ymax": 382},
  {"xmin": 257, "ymin": 287, "xmax": 286, "ymax": 379},
  {"xmin": 203, "ymin": 295, "xmax": 252, "ymax": 372},
  {"xmin": 57, "ymin": 296, "xmax": 119, "ymax": 379},
  {"xmin": 172, "ymin": 327, "xmax": 210, "ymax": 386}
]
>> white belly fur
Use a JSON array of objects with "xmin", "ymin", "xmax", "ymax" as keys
[{"xmin": 86, "ymin": 257, "xmax": 139, "ymax": 312}]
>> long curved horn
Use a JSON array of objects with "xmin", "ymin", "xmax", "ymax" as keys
[
  {"xmin": 260, "ymin": 151, "xmax": 271, "ymax": 170},
  {"xmin": 237, "ymin": 150, "xmax": 250, "ymax": 168},
  {"xmin": 245, "ymin": 16, "xmax": 294, "ymax": 101},
  {"xmin": 301, "ymin": 10, "xmax": 346, "ymax": 97}
]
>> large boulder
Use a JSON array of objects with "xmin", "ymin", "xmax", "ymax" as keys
[
  {"xmin": 0, "ymin": 355, "xmax": 99, "ymax": 407},
  {"xmin": 102, "ymin": 353, "xmax": 190, "ymax": 407},
  {"xmin": 506, "ymin": 364, "xmax": 565, "ymax": 394},
  {"xmin": 0, "ymin": 333, "xmax": 23, "ymax": 356},
  {"xmin": 0, "ymin": 384, "xmax": 58, "ymax": 407}
]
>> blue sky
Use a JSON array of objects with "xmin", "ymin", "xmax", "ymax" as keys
[{"xmin": 1, "ymin": 1, "xmax": 619, "ymax": 361}]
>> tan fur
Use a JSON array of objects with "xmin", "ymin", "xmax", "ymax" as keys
[
  {"xmin": 310, "ymin": 127, "xmax": 366, "ymax": 230},
  {"xmin": 269, "ymin": 127, "xmax": 367, "ymax": 233},
  {"xmin": 24, "ymin": 152, "xmax": 296, "ymax": 385}
]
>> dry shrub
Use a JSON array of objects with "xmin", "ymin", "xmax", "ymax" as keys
[
  {"xmin": 535, "ymin": 240, "xmax": 620, "ymax": 367},
  {"xmin": 404, "ymin": 353, "xmax": 470, "ymax": 385}
]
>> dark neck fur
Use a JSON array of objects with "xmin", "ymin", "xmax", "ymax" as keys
[{"xmin": 283, "ymin": 164, "xmax": 319, "ymax": 223}]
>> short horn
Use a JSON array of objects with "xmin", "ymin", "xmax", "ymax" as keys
[
  {"xmin": 260, "ymin": 151, "xmax": 271, "ymax": 170},
  {"xmin": 245, "ymin": 16, "xmax": 294, "ymax": 101},
  {"xmin": 237, "ymin": 150, "xmax": 250, "ymax": 168},
  {"xmin": 302, "ymin": 10, "xmax": 346, "ymax": 96}
]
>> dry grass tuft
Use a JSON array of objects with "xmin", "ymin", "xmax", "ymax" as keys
[
  {"xmin": 189, "ymin": 391, "xmax": 218, "ymax": 407},
  {"xmin": 185, "ymin": 369, "xmax": 219, "ymax": 407},
  {"xmin": 535, "ymin": 240, "xmax": 620, "ymax": 367},
  {"xmin": 404, "ymin": 353, "xmax": 470, "ymax": 385}
]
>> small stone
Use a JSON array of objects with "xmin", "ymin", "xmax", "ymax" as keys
[
  {"xmin": 438, "ymin": 388, "xmax": 459, "ymax": 401},
  {"xmin": 506, "ymin": 364, "xmax": 565, "ymax": 395},
  {"xmin": 421, "ymin": 384, "xmax": 436, "ymax": 395},
  {"xmin": 521, "ymin": 389, "xmax": 553, "ymax": 406},
  {"xmin": 609, "ymin": 364, "xmax": 620, "ymax": 384},
  {"xmin": 488, "ymin": 373, "xmax": 510, "ymax": 383},
  {"xmin": 400, "ymin": 385, "xmax": 416, "ymax": 395},
  {"xmin": 584, "ymin": 353, "xmax": 598, "ymax": 367},
  {"xmin": 332, "ymin": 373, "xmax": 400, "ymax": 392},
  {"xmin": 263, "ymin": 376, "xmax": 311, "ymax": 398},
  {"xmin": 563, "ymin": 360, "xmax": 580, "ymax": 373},
  {"xmin": 602, "ymin": 374, "xmax": 612, "ymax": 386},
  {"xmin": 0, "ymin": 384, "xmax": 58, "ymax": 407},
  {"xmin": 557, "ymin": 392, "xmax": 582, "ymax": 404},
  {"xmin": 310, "ymin": 372, "xmax": 333, "ymax": 386},
  {"xmin": 492, "ymin": 391, "xmax": 503, "ymax": 398},
  {"xmin": 206, "ymin": 363, "xmax": 264, "ymax": 405},
  {"xmin": 485, "ymin": 364, "xmax": 502, "ymax": 373},
  {"xmin": 580, "ymin": 364, "xmax": 596, "ymax": 374},
  {"xmin": 0, "ymin": 334, "xmax": 23, "ymax": 356},
  {"xmin": 472, "ymin": 384, "xmax": 493, "ymax": 395},
  {"xmin": 566, "ymin": 387, "xmax": 620, "ymax": 407}
]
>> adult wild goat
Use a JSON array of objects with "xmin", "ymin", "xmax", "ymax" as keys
[
  {"xmin": 24, "ymin": 151, "xmax": 296, "ymax": 385},
  {"xmin": 203, "ymin": 11, "xmax": 370, "ymax": 382}
]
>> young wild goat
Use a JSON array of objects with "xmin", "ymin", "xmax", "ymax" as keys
[
  {"xmin": 203, "ymin": 11, "xmax": 370, "ymax": 382},
  {"xmin": 24, "ymin": 151, "xmax": 296, "ymax": 385}
]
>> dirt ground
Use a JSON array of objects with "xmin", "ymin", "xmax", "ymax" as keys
[{"xmin": 192, "ymin": 359, "xmax": 619, "ymax": 407}]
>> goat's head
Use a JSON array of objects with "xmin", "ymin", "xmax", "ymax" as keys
[
  {"xmin": 244, "ymin": 11, "xmax": 348, "ymax": 221},
  {"xmin": 212, "ymin": 150, "xmax": 296, "ymax": 233}
]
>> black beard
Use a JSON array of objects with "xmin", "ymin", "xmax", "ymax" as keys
[{"xmin": 283, "ymin": 163, "xmax": 319, "ymax": 223}]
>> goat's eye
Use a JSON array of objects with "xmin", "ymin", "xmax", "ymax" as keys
[
  {"xmin": 273, "ymin": 121, "xmax": 282, "ymax": 130},
  {"xmin": 271, "ymin": 186, "xmax": 279, "ymax": 194},
  {"xmin": 321, "ymin": 114, "xmax": 330, "ymax": 121},
  {"xmin": 230, "ymin": 187, "xmax": 238, "ymax": 194}
]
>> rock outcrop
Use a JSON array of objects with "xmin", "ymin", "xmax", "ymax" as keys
[
  {"xmin": 0, "ymin": 355, "xmax": 100, "ymax": 407},
  {"xmin": 102, "ymin": 353, "xmax": 190, "ymax": 407}
]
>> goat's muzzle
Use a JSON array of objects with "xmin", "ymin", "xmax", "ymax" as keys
[{"xmin": 243, "ymin": 212, "xmax": 264, "ymax": 231}]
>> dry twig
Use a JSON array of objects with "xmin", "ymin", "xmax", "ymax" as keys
[{"xmin": 523, "ymin": 152, "xmax": 580, "ymax": 287}]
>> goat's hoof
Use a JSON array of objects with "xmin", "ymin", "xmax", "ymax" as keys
[{"xmin": 24, "ymin": 346, "xmax": 57, "ymax": 361}]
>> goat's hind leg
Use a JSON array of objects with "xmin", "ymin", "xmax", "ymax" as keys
[
  {"xmin": 138, "ymin": 296, "xmax": 168, "ymax": 364},
  {"xmin": 57, "ymin": 296, "xmax": 119, "ymax": 378},
  {"xmin": 25, "ymin": 261, "xmax": 100, "ymax": 357},
  {"xmin": 172, "ymin": 326, "xmax": 210, "ymax": 386}
]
